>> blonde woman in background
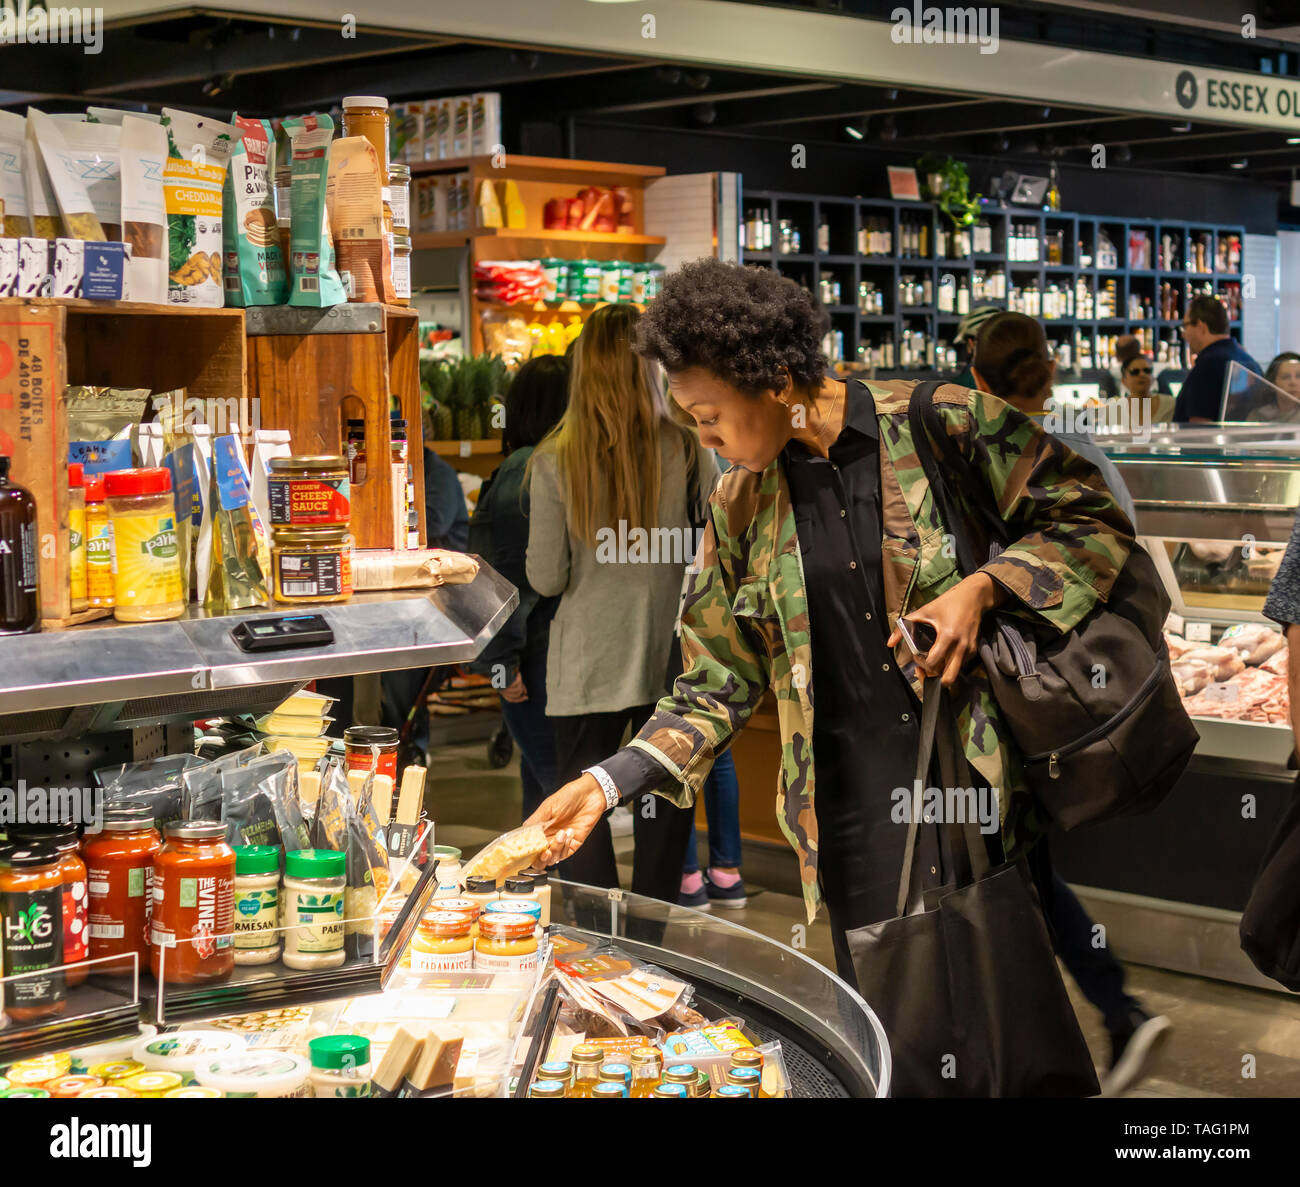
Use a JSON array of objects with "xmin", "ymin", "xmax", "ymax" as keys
[{"xmin": 526, "ymin": 303, "xmax": 720, "ymax": 905}]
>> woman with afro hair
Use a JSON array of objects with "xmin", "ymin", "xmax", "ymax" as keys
[{"xmin": 525, "ymin": 258, "xmax": 1134, "ymax": 1094}]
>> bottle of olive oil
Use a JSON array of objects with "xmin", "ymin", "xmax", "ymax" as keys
[{"xmin": 0, "ymin": 456, "xmax": 39, "ymax": 634}]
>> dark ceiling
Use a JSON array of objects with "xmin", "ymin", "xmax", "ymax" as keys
[{"xmin": 4, "ymin": 1, "xmax": 1300, "ymax": 188}]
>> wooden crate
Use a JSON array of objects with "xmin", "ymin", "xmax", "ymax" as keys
[
  {"xmin": 0, "ymin": 298, "xmax": 246, "ymax": 625},
  {"xmin": 245, "ymin": 303, "xmax": 425, "ymax": 551}
]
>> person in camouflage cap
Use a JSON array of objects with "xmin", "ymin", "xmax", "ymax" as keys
[{"xmin": 527, "ymin": 259, "xmax": 1133, "ymax": 957}]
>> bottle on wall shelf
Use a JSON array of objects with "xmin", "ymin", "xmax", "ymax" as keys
[{"xmin": 0, "ymin": 456, "xmax": 39, "ymax": 634}]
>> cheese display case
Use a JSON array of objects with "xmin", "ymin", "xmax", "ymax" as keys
[
  {"xmin": 1054, "ymin": 425, "xmax": 1300, "ymax": 988},
  {"xmin": 0, "ymin": 878, "xmax": 890, "ymax": 1099}
]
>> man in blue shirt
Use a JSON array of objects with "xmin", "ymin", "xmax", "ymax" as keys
[{"xmin": 1173, "ymin": 295, "xmax": 1262, "ymax": 423}]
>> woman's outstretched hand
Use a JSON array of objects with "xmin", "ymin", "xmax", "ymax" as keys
[
  {"xmin": 523, "ymin": 773, "xmax": 610, "ymax": 867},
  {"xmin": 888, "ymin": 571, "xmax": 1005, "ymax": 686}
]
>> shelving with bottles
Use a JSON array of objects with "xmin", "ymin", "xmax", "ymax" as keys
[{"xmin": 741, "ymin": 189, "xmax": 1245, "ymax": 374}]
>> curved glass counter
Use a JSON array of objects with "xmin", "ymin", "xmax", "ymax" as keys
[{"xmin": 515, "ymin": 879, "xmax": 891, "ymax": 1098}]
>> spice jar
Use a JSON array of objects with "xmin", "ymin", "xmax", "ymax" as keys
[
  {"xmin": 410, "ymin": 911, "xmax": 474, "ymax": 972},
  {"xmin": 474, "ymin": 911, "xmax": 539, "ymax": 972},
  {"xmin": 391, "ymin": 230, "xmax": 412, "ymax": 305},
  {"xmin": 432, "ymin": 845, "xmax": 464, "ymax": 898},
  {"xmin": 150, "ymin": 822, "xmax": 235, "ymax": 984},
  {"xmin": 521, "ymin": 867, "xmax": 551, "ymax": 926},
  {"xmin": 232, "ymin": 845, "xmax": 281, "ymax": 966},
  {"xmin": 309, "ymin": 1035, "xmax": 372, "ymax": 1098},
  {"xmin": 341, "ymin": 96, "xmax": 390, "ymax": 179},
  {"xmin": 0, "ymin": 844, "xmax": 67, "ymax": 1022},
  {"xmin": 345, "ymin": 420, "xmax": 368, "ymax": 485},
  {"xmin": 344, "ymin": 725, "xmax": 399, "ymax": 784},
  {"xmin": 271, "ymin": 525, "xmax": 353, "ymax": 604},
  {"xmin": 68, "ymin": 462, "xmax": 88, "ymax": 612},
  {"xmin": 281, "ymin": 848, "xmax": 346, "ymax": 971},
  {"xmin": 84, "ymin": 475, "xmax": 113, "ymax": 609},
  {"xmin": 387, "ymin": 161, "xmax": 411, "ymax": 231},
  {"xmin": 103, "ymin": 467, "xmax": 185, "ymax": 622},
  {"xmin": 83, "ymin": 804, "xmax": 160, "ymax": 976},
  {"xmin": 267, "ymin": 456, "xmax": 351, "ymax": 526},
  {"xmin": 10, "ymin": 824, "xmax": 87, "ymax": 987}
]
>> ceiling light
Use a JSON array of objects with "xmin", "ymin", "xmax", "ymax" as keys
[
  {"xmin": 1288, "ymin": 136, "xmax": 1300, "ymax": 144},
  {"xmin": 1171, "ymin": 122, "xmax": 1192, "ymax": 132},
  {"xmin": 844, "ymin": 124, "xmax": 864, "ymax": 140},
  {"xmin": 1230, "ymin": 159, "xmax": 1248, "ymax": 168}
]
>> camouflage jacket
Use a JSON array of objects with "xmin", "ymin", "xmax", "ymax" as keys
[{"xmin": 624, "ymin": 378, "xmax": 1134, "ymax": 923}]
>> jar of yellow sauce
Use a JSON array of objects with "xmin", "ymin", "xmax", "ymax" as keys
[
  {"xmin": 410, "ymin": 911, "xmax": 474, "ymax": 972},
  {"xmin": 473, "ymin": 911, "xmax": 539, "ymax": 973},
  {"xmin": 68, "ymin": 462, "xmax": 88, "ymax": 612},
  {"xmin": 271, "ymin": 525, "xmax": 353, "ymax": 604},
  {"xmin": 103, "ymin": 468, "xmax": 185, "ymax": 622},
  {"xmin": 84, "ymin": 475, "xmax": 114, "ymax": 609}
]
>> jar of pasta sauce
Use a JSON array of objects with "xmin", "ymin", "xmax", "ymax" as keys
[
  {"xmin": 0, "ymin": 844, "xmax": 67, "ymax": 1022},
  {"xmin": 11, "ymin": 824, "xmax": 88, "ymax": 987},
  {"xmin": 344, "ymin": 725, "xmax": 399, "ymax": 784},
  {"xmin": 150, "ymin": 822, "xmax": 235, "ymax": 984},
  {"xmin": 83, "ymin": 805, "xmax": 161, "ymax": 976}
]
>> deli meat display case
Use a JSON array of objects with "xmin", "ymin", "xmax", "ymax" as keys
[{"xmin": 1056, "ymin": 426, "xmax": 1300, "ymax": 989}]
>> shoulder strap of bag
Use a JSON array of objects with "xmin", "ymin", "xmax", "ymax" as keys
[{"xmin": 896, "ymin": 676, "xmax": 991, "ymax": 916}]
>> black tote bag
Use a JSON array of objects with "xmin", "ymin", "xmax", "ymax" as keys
[
  {"xmin": 1239, "ymin": 773, "xmax": 1300, "ymax": 991},
  {"xmin": 846, "ymin": 678, "xmax": 1100, "ymax": 1098}
]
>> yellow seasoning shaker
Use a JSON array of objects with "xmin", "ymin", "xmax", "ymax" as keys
[
  {"xmin": 68, "ymin": 462, "xmax": 88, "ymax": 611},
  {"xmin": 103, "ymin": 468, "xmax": 185, "ymax": 622},
  {"xmin": 84, "ymin": 475, "xmax": 114, "ymax": 609}
]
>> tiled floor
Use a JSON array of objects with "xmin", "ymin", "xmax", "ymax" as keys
[{"xmin": 425, "ymin": 737, "xmax": 1300, "ymax": 1097}]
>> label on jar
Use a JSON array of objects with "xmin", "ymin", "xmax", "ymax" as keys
[
  {"xmin": 392, "ymin": 251, "xmax": 411, "ymax": 300},
  {"xmin": 411, "ymin": 947, "xmax": 474, "ymax": 973},
  {"xmin": 62, "ymin": 874, "xmax": 88, "ymax": 966},
  {"xmin": 275, "ymin": 547, "xmax": 350, "ymax": 599},
  {"xmin": 268, "ymin": 475, "xmax": 351, "ymax": 525},
  {"xmin": 473, "ymin": 947, "xmax": 538, "ymax": 973},
  {"xmin": 86, "ymin": 518, "xmax": 114, "ymax": 602},
  {"xmin": 234, "ymin": 886, "xmax": 279, "ymax": 949},
  {"xmin": 89, "ymin": 863, "xmax": 150, "ymax": 942},
  {"xmin": 288, "ymin": 889, "xmax": 345, "ymax": 953},
  {"xmin": 0, "ymin": 887, "xmax": 66, "ymax": 1011},
  {"xmin": 108, "ymin": 512, "xmax": 184, "ymax": 608},
  {"xmin": 152, "ymin": 873, "xmax": 234, "ymax": 957}
]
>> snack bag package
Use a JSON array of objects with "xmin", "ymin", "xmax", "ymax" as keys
[
  {"xmin": 326, "ymin": 135, "xmax": 393, "ymax": 304},
  {"xmin": 54, "ymin": 118, "xmax": 122, "ymax": 240},
  {"xmin": 28, "ymin": 109, "xmax": 104, "ymax": 240},
  {"xmin": 119, "ymin": 115, "xmax": 170, "ymax": 304},
  {"xmin": 160, "ymin": 107, "xmax": 237, "ymax": 306},
  {"xmin": 204, "ymin": 432, "xmax": 269, "ymax": 612},
  {"xmin": 284, "ymin": 114, "xmax": 347, "ymax": 307},
  {"xmin": 23, "ymin": 120, "xmax": 63, "ymax": 239},
  {"xmin": 221, "ymin": 114, "xmax": 288, "ymax": 306},
  {"xmin": 0, "ymin": 111, "xmax": 33, "ymax": 237}
]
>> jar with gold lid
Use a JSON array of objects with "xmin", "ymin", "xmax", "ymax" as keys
[{"xmin": 271, "ymin": 525, "xmax": 353, "ymax": 604}]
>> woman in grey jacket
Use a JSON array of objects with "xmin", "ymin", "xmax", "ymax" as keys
[{"xmin": 527, "ymin": 303, "xmax": 719, "ymax": 903}]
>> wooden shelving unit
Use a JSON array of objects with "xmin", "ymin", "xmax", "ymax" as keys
[
  {"xmin": 410, "ymin": 154, "xmax": 668, "ymax": 355},
  {"xmin": 741, "ymin": 191, "xmax": 1246, "ymax": 375}
]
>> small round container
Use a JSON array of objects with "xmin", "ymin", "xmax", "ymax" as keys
[
  {"xmin": 474, "ymin": 911, "xmax": 539, "ymax": 972},
  {"xmin": 344, "ymin": 725, "xmax": 399, "ymax": 784},
  {"xmin": 535, "ymin": 1059, "xmax": 572, "ymax": 1088},
  {"xmin": 6, "ymin": 1054, "xmax": 72, "ymax": 1088},
  {"xmin": 730, "ymin": 1048, "xmax": 764, "ymax": 1072},
  {"xmin": 726, "ymin": 1066, "xmax": 762, "ymax": 1097},
  {"xmin": 592, "ymin": 1081, "xmax": 626, "ymax": 1098},
  {"xmin": 267, "ymin": 456, "xmax": 351, "ymax": 527},
  {"xmin": 387, "ymin": 162, "xmax": 411, "ymax": 231},
  {"xmin": 695, "ymin": 1069, "xmax": 713, "ymax": 1098},
  {"xmin": 653, "ymin": 1083, "xmax": 688, "ymax": 1098},
  {"xmin": 77, "ymin": 1086, "xmax": 135, "ymax": 1099},
  {"xmin": 120, "ymin": 1071, "xmax": 184, "ymax": 1098},
  {"xmin": 483, "ymin": 897, "xmax": 542, "ymax": 928},
  {"xmin": 463, "ymin": 875, "xmax": 499, "ymax": 915},
  {"xmin": 599, "ymin": 1062, "xmax": 632, "ymax": 1089},
  {"xmin": 103, "ymin": 467, "xmax": 185, "ymax": 622},
  {"xmin": 163, "ymin": 1086, "xmax": 222, "ymax": 1098},
  {"xmin": 662, "ymin": 1063, "xmax": 699, "ymax": 1095},
  {"xmin": 132, "ymin": 1030, "xmax": 244, "ymax": 1086},
  {"xmin": 341, "ymin": 96, "xmax": 390, "ymax": 179},
  {"xmin": 196, "ymin": 1050, "xmax": 312, "ymax": 1098},
  {"xmin": 49, "ymin": 1075, "xmax": 103, "ymax": 1098},
  {"xmin": 89, "ymin": 1059, "xmax": 143, "ymax": 1084},
  {"xmin": 521, "ymin": 868, "xmax": 551, "ymax": 927},
  {"xmin": 68, "ymin": 1024, "xmax": 157, "ymax": 1075},
  {"xmin": 281, "ymin": 849, "xmax": 347, "ymax": 971},
  {"xmin": 391, "ymin": 230, "xmax": 412, "ymax": 305},
  {"xmin": 232, "ymin": 844, "xmax": 281, "ymax": 966},
  {"xmin": 308, "ymin": 1035, "xmax": 372, "ymax": 1098},
  {"xmin": 272, "ymin": 526, "xmax": 353, "ymax": 604},
  {"xmin": 716, "ymin": 1084, "xmax": 750, "ymax": 1098},
  {"xmin": 432, "ymin": 845, "xmax": 464, "ymax": 897},
  {"xmin": 0, "ymin": 1087, "xmax": 52, "ymax": 1099},
  {"xmin": 530, "ymin": 1079, "xmax": 565, "ymax": 1098},
  {"xmin": 410, "ymin": 911, "xmax": 474, "ymax": 972}
]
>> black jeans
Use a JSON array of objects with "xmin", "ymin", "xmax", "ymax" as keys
[
  {"xmin": 1027, "ymin": 837, "xmax": 1139, "ymax": 1035},
  {"xmin": 550, "ymin": 704, "xmax": 696, "ymax": 907}
]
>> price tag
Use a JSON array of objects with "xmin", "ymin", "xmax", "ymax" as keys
[
  {"xmin": 459, "ymin": 440, "xmax": 472, "ymax": 458},
  {"xmin": 1165, "ymin": 612, "xmax": 1185, "ymax": 636},
  {"xmin": 1185, "ymin": 621, "xmax": 1213, "ymax": 642},
  {"xmin": 1202, "ymin": 682, "xmax": 1239, "ymax": 704}
]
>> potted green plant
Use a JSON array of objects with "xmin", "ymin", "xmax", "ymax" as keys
[{"xmin": 918, "ymin": 155, "xmax": 981, "ymax": 227}]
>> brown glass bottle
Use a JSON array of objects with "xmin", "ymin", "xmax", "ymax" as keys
[{"xmin": 0, "ymin": 456, "xmax": 39, "ymax": 634}]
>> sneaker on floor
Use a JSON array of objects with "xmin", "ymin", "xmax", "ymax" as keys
[
  {"xmin": 678, "ymin": 882, "xmax": 711, "ymax": 910},
  {"xmin": 705, "ymin": 871, "xmax": 748, "ymax": 909},
  {"xmin": 608, "ymin": 805, "xmax": 634, "ymax": 837},
  {"xmin": 1102, "ymin": 1007, "xmax": 1172, "ymax": 1097}
]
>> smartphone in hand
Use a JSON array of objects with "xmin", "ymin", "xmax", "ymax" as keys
[{"xmin": 897, "ymin": 616, "xmax": 937, "ymax": 660}]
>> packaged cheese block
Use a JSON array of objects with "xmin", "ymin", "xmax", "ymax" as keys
[
  {"xmin": 408, "ymin": 1026, "xmax": 462, "ymax": 1091},
  {"xmin": 460, "ymin": 824, "xmax": 549, "ymax": 888},
  {"xmin": 372, "ymin": 1025, "xmax": 423, "ymax": 1094}
]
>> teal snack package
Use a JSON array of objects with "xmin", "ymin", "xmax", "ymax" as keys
[
  {"xmin": 284, "ymin": 114, "xmax": 346, "ymax": 307},
  {"xmin": 222, "ymin": 115, "xmax": 288, "ymax": 306}
]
